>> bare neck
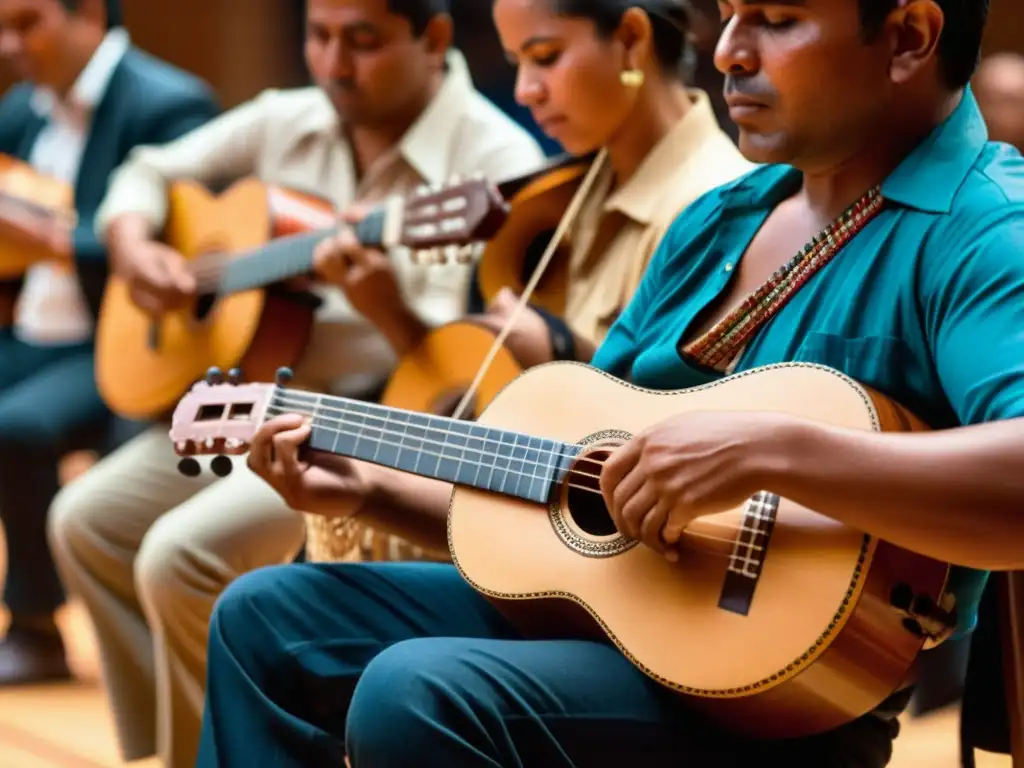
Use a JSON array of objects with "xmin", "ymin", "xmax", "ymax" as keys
[
  {"xmin": 346, "ymin": 70, "xmax": 445, "ymax": 181},
  {"xmin": 798, "ymin": 89, "xmax": 963, "ymax": 222},
  {"xmin": 603, "ymin": 79, "xmax": 692, "ymax": 187}
]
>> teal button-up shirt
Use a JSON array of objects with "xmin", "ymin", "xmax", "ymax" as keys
[{"xmin": 591, "ymin": 88, "xmax": 1024, "ymax": 637}]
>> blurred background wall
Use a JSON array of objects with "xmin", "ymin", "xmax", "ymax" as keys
[{"xmin": 1, "ymin": 0, "xmax": 1022, "ymax": 147}]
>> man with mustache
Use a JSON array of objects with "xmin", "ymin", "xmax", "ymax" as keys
[
  {"xmin": 46, "ymin": 1, "xmax": 545, "ymax": 767},
  {"xmin": 0, "ymin": 0, "xmax": 217, "ymax": 686},
  {"xmin": 203, "ymin": 0, "xmax": 1024, "ymax": 766}
]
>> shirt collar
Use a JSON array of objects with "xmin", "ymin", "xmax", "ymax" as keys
[
  {"xmin": 880, "ymin": 86, "xmax": 989, "ymax": 213},
  {"xmin": 396, "ymin": 49, "xmax": 476, "ymax": 185},
  {"xmin": 603, "ymin": 89, "xmax": 725, "ymax": 224},
  {"xmin": 31, "ymin": 27, "xmax": 129, "ymax": 120},
  {"xmin": 721, "ymin": 86, "xmax": 990, "ymax": 215}
]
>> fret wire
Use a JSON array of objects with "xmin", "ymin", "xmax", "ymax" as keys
[
  {"xmin": 265, "ymin": 389, "xmax": 581, "ymax": 495},
  {"xmin": 219, "ymin": 229, "xmax": 333, "ymax": 295},
  {"xmin": 268, "ymin": 403, "xmax": 571, "ymax": 486},
  {"xmin": 270, "ymin": 389, "xmax": 581, "ymax": 470},
  {"xmin": 263, "ymin": 403, "xmax": 567, "ymax": 489}
]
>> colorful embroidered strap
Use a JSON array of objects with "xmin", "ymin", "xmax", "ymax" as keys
[{"xmin": 682, "ymin": 186, "xmax": 885, "ymax": 371}]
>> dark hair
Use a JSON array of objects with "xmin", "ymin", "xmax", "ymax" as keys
[
  {"xmin": 388, "ymin": 0, "xmax": 450, "ymax": 36},
  {"xmin": 859, "ymin": 0, "xmax": 989, "ymax": 89},
  {"xmin": 58, "ymin": 0, "xmax": 124, "ymax": 29},
  {"xmin": 551, "ymin": 0, "xmax": 695, "ymax": 81}
]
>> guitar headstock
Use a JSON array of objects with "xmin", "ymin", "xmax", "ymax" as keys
[
  {"xmin": 169, "ymin": 367, "xmax": 278, "ymax": 477},
  {"xmin": 396, "ymin": 173, "xmax": 509, "ymax": 265}
]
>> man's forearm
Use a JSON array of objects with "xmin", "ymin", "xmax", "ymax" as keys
[
  {"xmin": 354, "ymin": 462, "xmax": 453, "ymax": 557},
  {"xmin": 770, "ymin": 418, "xmax": 1024, "ymax": 570},
  {"xmin": 373, "ymin": 303, "xmax": 430, "ymax": 358}
]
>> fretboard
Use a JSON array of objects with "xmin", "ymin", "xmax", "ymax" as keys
[
  {"xmin": 264, "ymin": 387, "xmax": 582, "ymax": 504},
  {"xmin": 217, "ymin": 208, "xmax": 387, "ymax": 296}
]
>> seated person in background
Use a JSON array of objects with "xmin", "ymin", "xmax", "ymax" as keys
[
  {"xmin": 0, "ymin": 0, "xmax": 217, "ymax": 686},
  {"xmin": 200, "ymin": 0, "xmax": 1024, "ymax": 766},
  {"xmin": 310, "ymin": 0, "xmax": 751, "ymax": 563},
  {"xmin": 973, "ymin": 52, "xmax": 1024, "ymax": 152},
  {"xmin": 46, "ymin": 0, "xmax": 544, "ymax": 766}
]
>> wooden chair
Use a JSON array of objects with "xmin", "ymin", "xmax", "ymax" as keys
[{"xmin": 960, "ymin": 571, "xmax": 1024, "ymax": 767}]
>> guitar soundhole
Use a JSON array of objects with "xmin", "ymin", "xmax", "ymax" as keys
[
  {"xmin": 565, "ymin": 484, "xmax": 617, "ymax": 537},
  {"xmin": 548, "ymin": 433, "xmax": 637, "ymax": 558},
  {"xmin": 194, "ymin": 293, "xmax": 217, "ymax": 322}
]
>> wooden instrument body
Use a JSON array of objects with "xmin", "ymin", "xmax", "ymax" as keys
[
  {"xmin": 476, "ymin": 162, "xmax": 587, "ymax": 316},
  {"xmin": 0, "ymin": 153, "xmax": 77, "ymax": 278},
  {"xmin": 381, "ymin": 320, "xmax": 522, "ymax": 418},
  {"xmin": 448, "ymin": 362, "xmax": 951, "ymax": 738},
  {"xmin": 97, "ymin": 178, "xmax": 325, "ymax": 420}
]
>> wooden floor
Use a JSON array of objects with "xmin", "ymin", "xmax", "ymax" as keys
[{"xmin": 0, "ymin": 456, "xmax": 1010, "ymax": 766}]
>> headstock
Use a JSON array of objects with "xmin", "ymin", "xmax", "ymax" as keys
[
  {"xmin": 396, "ymin": 173, "xmax": 509, "ymax": 266},
  {"xmin": 169, "ymin": 367, "xmax": 282, "ymax": 478}
]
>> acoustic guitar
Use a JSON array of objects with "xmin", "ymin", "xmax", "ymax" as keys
[
  {"xmin": 167, "ymin": 361, "xmax": 958, "ymax": 738},
  {"xmin": 379, "ymin": 320, "xmax": 521, "ymax": 419},
  {"xmin": 0, "ymin": 153, "xmax": 78, "ymax": 278},
  {"xmin": 95, "ymin": 175, "xmax": 510, "ymax": 420}
]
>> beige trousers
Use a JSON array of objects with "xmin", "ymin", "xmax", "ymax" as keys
[{"xmin": 47, "ymin": 425, "xmax": 306, "ymax": 768}]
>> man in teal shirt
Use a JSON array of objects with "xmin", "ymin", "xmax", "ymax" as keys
[{"xmin": 198, "ymin": 0, "xmax": 1024, "ymax": 766}]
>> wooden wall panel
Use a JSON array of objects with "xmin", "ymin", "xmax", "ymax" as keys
[{"xmin": 0, "ymin": 0, "xmax": 307, "ymax": 107}]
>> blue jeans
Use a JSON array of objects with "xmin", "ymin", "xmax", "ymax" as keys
[
  {"xmin": 198, "ymin": 561, "xmax": 901, "ymax": 767},
  {"xmin": 0, "ymin": 330, "xmax": 107, "ymax": 616}
]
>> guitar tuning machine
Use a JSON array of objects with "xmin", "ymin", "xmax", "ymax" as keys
[{"xmin": 176, "ymin": 454, "xmax": 234, "ymax": 478}]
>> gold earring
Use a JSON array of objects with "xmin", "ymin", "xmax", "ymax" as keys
[{"xmin": 620, "ymin": 69, "xmax": 645, "ymax": 88}]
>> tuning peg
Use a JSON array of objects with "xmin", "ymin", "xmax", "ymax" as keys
[
  {"xmin": 275, "ymin": 367, "xmax": 294, "ymax": 386},
  {"xmin": 227, "ymin": 368, "xmax": 243, "ymax": 384},
  {"xmin": 177, "ymin": 457, "xmax": 201, "ymax": 477},
  {"xmin": 210, "ymin": 455, "xmax": 233, "ymax": 477},
  {"xmin": 205, "ymin": 367, "xmax": 224, "ymax": 385}
]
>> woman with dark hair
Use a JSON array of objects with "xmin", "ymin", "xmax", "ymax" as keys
[
  {"xmin": 303, "ymin": 1, "xmax": 749, "ymax": 554},
  {"xmin": 197, "ymin": 1, "xmax": 755, "ymax": 765}
]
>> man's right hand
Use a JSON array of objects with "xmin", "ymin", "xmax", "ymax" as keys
[{"xmin": 109, "ymin": 220, "xmax": 196, "ymax": 315}]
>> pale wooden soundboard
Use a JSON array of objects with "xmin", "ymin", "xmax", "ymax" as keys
[{"xmin": 0, "ymin": 454, "xmax": 999, "ymax": 766}]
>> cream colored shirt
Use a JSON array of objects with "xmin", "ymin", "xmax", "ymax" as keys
[
  {"xmin": 15, "ymin": 28, "xmax": 130, "ymax": 345},
  {"xmin": 95, "ymin": 50, "xmax": 546, "ymax": 395},
  {"xmin": 562, "ymin": 90, "xmax": 754, "ymax": 347}
]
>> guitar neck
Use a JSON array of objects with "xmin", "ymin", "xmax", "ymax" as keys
[
  {"xmin": 266, "ymin": 385, "xmax": 580, "ymax": 504},
  {"xmin": 216, "ymin": 208, "xmax": 388, "ymax": 296}
]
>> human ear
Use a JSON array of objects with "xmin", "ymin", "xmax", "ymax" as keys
[{"xmin": 888, "ymin": 0, "xmax": 943, "ymax": 85}]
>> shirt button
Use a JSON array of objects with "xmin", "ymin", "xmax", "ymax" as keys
[{"xmin": 724, "ymin": 262, "xmax": 734, "ymax": 272}]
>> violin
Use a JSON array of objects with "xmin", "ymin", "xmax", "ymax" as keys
[{"xmin": 0, "ymin": 153, "xmax": 77, "ymax": 278}]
